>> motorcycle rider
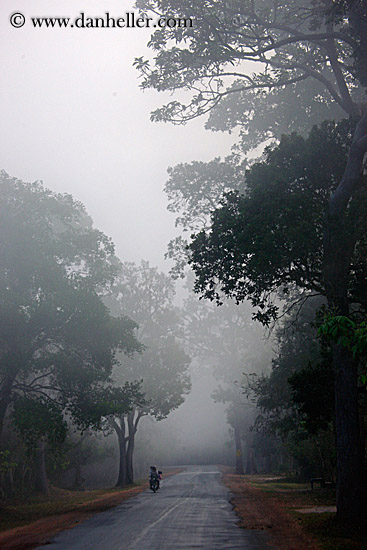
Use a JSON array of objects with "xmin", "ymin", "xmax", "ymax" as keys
[{"xmin": 149, "ymin": 465, "xmax": 161, "ymax": 491}]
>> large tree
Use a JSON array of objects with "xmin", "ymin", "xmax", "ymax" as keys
[
  {"xmin": 135, "ymin": 0, "xmax": 367, "ymax": 522},
  {"xmin": 189, "ymin": 120, "xmax": 367, "ymax": 521},
  {"xmin": 105, "ymin": 261, "xmax": 191, "ymax": 486},
  {"xmin": 0, "ymin": 172, "xmax": 142, "ymax": 493}
]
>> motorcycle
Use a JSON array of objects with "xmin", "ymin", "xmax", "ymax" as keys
[
  {"xmin": 149, "ymin": 470, "xmax": 162, "ymax": 493},
  {"xmin": 150, "ymin": 474, "xmax": 159, "ymax": 492}
]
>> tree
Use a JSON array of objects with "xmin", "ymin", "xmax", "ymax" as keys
[
  {"xmin": 12, "ymin": 398, "xmax": 67, "ymax": 494},
  {"xmin": 135, "ymin": 0, "xmax": 367, "ymax": 521},
  {"xmin": 58, "ymin": 431, "xmax": 116, "ymax": 491},
  {"xmin": 135, "ymin": 0, "xmax": 362, "ymax": 136},
  {"xmin": 0, "ymin": 172, "xmax": 142, "ymax": 493},
  {"xmin": 138, "ymin": 0, "xmax": 364, "ymax": 274},
  {"xmin": 105, "ymin": 261, "xmax": 191, "ymax": 486},
  {"xmin": 189, "ymin": 121, "xmax": 355, "ymax": 311},
  {"xmin": 246, "ymin": 296, "xmax": 336, "ymax": 480},
  {"xmin": 189, "ymin": 120, "xmax": 367, "ymax": 520}
]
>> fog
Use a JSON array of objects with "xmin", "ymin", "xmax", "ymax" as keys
[
  {"xmin": 1, "ymin": 0, "xmax": 268, "ymax": 479},
  {"xmin": 1, "ymin": 0, "xmax": 235, "ymax": 269},
  {"xmin": 147, "ymin": 368, "xmax": 231, "ymax": 467}
]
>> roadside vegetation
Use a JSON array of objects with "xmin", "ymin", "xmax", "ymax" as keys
[
  {"xmin": 0, "ymin": 172, "xmax": 191, "ymax": 504},
  {"xmin": 137, "ymin": 0, "xmax": 367, "ymax": 528},
  {"xmin": 224, "ymin": 472, "xmax": 366, "ymax": 550},
  {"xmin": 0, "ymin": 485, "xmax": 145, "ymax": 532}
]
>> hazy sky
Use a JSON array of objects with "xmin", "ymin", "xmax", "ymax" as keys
[{"xmin": 1, "ymin": 0, "xmax": 235, "ymax": 270}]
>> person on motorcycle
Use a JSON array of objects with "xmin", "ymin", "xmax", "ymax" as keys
[{"xmin": 149, "ymin": 465, "xmax": 161, "ymax": 491}]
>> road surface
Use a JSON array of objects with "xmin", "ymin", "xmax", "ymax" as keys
[{"xmin": 37, "ymin": 465, "xmax": 270, "ymax": 549}]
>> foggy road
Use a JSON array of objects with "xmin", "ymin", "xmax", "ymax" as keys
[{"xmin": 36, "ymin": 466, "xmax": 270, "ymax": 549}]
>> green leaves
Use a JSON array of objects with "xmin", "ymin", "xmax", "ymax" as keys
[
  {"xmin": 134, "ymin": 0, "xmax": 362, "ymax": 135},
  {"xmin": 67, "ymin": 382, "xmax": 146, "ymax": 431},
  {"xmin": 12, "ymin": 398, "xmax": 67, "ymax": 454},
  {"xmin": 188, "ymin": 120, "xmax": 362, "ymax": 323},
  {"xmin": 318, "ymin": 314, "xmax": 367, "ymax": 360},
  {"xmin": 0, "ymin": 172, "xmax": 142, "ymax": 443},
  {"xmin": 0, "ymin": 450, "xmax": 16, "ymax": 473}
]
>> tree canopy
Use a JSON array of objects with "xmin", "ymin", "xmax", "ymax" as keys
[
  {"xmin": 0, "ymin": 172, "xmax": 142, "ymax": 444},
  {"xmin": 135, "ymin": 0, "xmax": 363, "ymax": 149},
  {"xmin": 108, "ymin": 261, "xmax": 191, "ymax": 420},
  {"xmin": 188, "ymin": 119, "xmax": 367, "ymax": 322}
]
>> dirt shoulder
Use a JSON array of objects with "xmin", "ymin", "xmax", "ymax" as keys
[
  {"xmin": 0, "ymin": 469, "xmax": 182, "ymax": 550},
  {"xmin": 222, "ymin": 472, "xmax": 367, "ymax": 550},
  {"xmin": 223, "ymin": 472, "xmax": 320, "ymax": 550}
]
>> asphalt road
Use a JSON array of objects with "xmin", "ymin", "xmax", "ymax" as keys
[{"xmin": 37, "ymin": 465, "xmax": 270, "ymax": 549}]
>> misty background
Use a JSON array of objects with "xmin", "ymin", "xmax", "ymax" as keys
[
  {"xmin": 1, "ymin": 0, "xmax": 243, "ymax": 475},
  {"xmin": 1, "ymin": 0, "xmax": 235, "ymax": 268}
]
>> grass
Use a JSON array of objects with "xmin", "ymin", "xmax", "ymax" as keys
[
  {"xmin": 250, "ymin": 480, "xmax": 310, "ymax": 492},
  {"xmin": 246, "ymin": 475, "xmax": 366, "ymax": 549},
  {"xmin": 248, "ymin": 475, "xmax": 335, "ymax": 506},
  {"xmin": 0, "ymin": 483, "xmax": 144, "ymax": 532}
]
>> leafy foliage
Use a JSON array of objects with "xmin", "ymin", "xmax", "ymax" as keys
[
  {"xmin": 0, "ymin": 172, "xmax": 142, "ymax": 440},
  {"xmin": 247, "ymin": 297, "xmax": 335, "ymax": 478},
  {"xmin": 289, "ymin": 361, "xmax": 334, "ymax": 434},
  {"xmin": 188, "ymin": 120, "xmax": 366, "ymax": 323},
  {"xmin": 318, "ymin": 314, "xmax": 367, "ymax": 386},
  {"xmin": 164, "ymin": 157, "xmax": 246, "ymax": 277},
  {"xmin": 107, "ymin": 261, "xmax": 192, "ymax": 420},
  {"xmin": 12, "ymin": 398, "xmax": 67, "ymax": 454},
  {"xmin": 135, "ymin": 0, "xmax": 362, "ymax": 142}
]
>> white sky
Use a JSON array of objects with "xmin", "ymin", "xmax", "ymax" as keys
[{"xmin": 1, "ymin": 0, "xmax": 235, "ymax": 270}]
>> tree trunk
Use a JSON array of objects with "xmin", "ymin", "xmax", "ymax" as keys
[
  {"xmin": 126, "ymin": 411, "xmax": 135, "ymax": 485},
  {"xmin": 71, "ymin": 432, "xmax": 87, "ymax": 490},
  {"xmin": 126, "ymin": 409, "xmax": 142, "ymax": 485},
  {"xmin": 314, "ymin": 435, "xmax": 326, "ymax": 481},
  {"xmin": 0, "ymin": 397, "xmax": 10, "ymax": 443},
  {"xmin": 324, "ymin": 249, "xmax": 366, "ymax": 522},
  {"xmin": 245, "ymin": 447, "xmax": 257, "ymax": 475},
  {"xmin": 0, "ymin": 374, "xmax": 15, "ymax": 443},
  {"xmin": 333, "ymin": 343, "xmax": 364, "ymax": 522},
  {"xmin": 34, "ymin": 439, "xmax": 49, "ymax": 495},
  {"xmin": 114, "ymin": 417, "xmax": 128, "ymax": 487},
  {"xmin": 73, "ymin": 461, "xmax": 85, "ymax": 490},
  {"xmin": 265, "ymin": 452, "xmax": 272, "ymax": 474},
  {"xmin": 324, "ymin": 219, "xmax": 366, "ymax": 522},
  {"xmin": 323, "ymin": 112, "xmax": 367, "ymax": 523},
  {"xmin": 233, "ymin": 409, "xmax": 244, "ymax": 475},
  {"xmin": 126, "ymin": 436, "xmax": 135, "ymax": 485}
]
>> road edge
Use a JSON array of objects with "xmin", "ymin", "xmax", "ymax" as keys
[{"xmin": 0, "ymin": 469, "xmax": 183, "ymax": 550}]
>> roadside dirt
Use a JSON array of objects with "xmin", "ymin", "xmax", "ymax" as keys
[
  {"xmin": 0, "ymin": 469, "xmax": 182, "ymax": 550},
  {"xmin": 0, "ymin": 485, "xmax": 146, "ymax": 550},
  {"xmin": 223, "ymin": 473, "xmax": 321, "ymax": 550}
]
